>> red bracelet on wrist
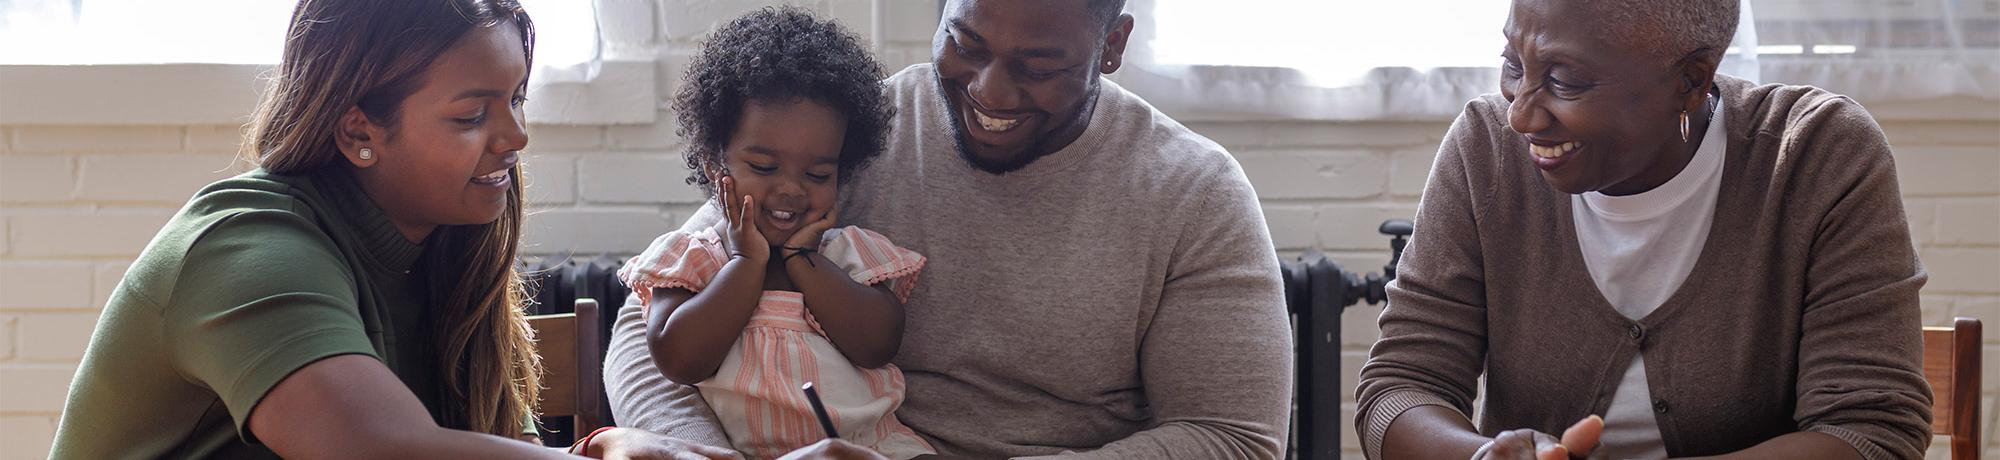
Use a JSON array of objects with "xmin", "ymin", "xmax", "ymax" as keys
[{"xmin": 569, "ymin": 426, "xmax": 618, "ymax": 457}]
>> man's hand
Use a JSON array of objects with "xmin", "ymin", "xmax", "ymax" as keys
[
  {"xmin": 1476, "ymin": 415, "xmax": 1603, "ymax": 460},
  {"xmin": 589, "ymin": 427, "xmax": 743, "ymax": 460},
  {"xmin": 775, "ymin": 439, "xmax": 888, "ymax": 460}
]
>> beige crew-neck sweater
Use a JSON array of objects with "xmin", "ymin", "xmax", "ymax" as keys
[
  {"xmin": 603, "ymin": 64, "xmax": 1295, "ymax": 459},
  {"xmin": 1356, "ymin": 74, "xmax": 1932, "ymax": 460}
]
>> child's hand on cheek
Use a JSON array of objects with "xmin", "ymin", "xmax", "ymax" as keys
[
  {"xmin": 783, "ymin": 203, "xmax": 839, "ymax": 253},
  {"xmin": 717, "ymin": 175, "xmax": 770, "ymax": 263}
]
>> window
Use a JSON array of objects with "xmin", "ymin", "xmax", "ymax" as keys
[
  {"xmin": 1148, "ymin": 0, "xmax": 1508, "ymax": 87},
  {"xmin": 0, "ymin": 0, "xmax": 599, "ymax": 79},
  {"xmin": 1116, "ymin": 0, "xmax": 1998, "ymax": 121}
]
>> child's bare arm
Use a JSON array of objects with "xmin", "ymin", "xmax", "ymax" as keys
[
  {"xmin": 647, "ymin": 175, "xmax": 775, "ymax": 385},
  {"xmin": 644, "ymin": 257, "xmax": 767, "ymax": 385},
  {"xmin": 785, "ymin": 251, "xmax": 906, "ymax": 368}
]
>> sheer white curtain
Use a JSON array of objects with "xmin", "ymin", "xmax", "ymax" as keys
[
  {"xmin": 1112, "ymin": 0, "xmax": 1998, "ymax": 121},
  {"xmin": 1747, "ymin": 0, "xmax": 1999, "ymax": 104},
  {"xmin": 0, "ymin": 0, "xmax": 602, "ymax": 86}
]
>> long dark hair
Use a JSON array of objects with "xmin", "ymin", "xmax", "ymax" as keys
[{"xmin": 243, "ymin": 0, "xmax": 541, "ymax": 437}]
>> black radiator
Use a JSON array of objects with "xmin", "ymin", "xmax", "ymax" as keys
[{"xmin": 521, "ymin": 254, "xmax": 631, "ymax": 447}]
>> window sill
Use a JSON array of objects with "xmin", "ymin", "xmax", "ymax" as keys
[{"xmin": 1115, "ymin": 63, "xmax": 1998, "ymax": 123}]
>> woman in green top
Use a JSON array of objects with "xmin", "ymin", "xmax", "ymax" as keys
[{"xmin": 51, "ymin": 0, "xmax": 736, "ymax": 458}]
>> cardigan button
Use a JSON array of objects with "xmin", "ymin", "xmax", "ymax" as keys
[
  {"xmin": 1628, "ymin": 324, "xmax": 1644, "ymax": 341},
  {"xmin": 1653, "ymin": 399, "xmax": 1669, "ymax": 413}
]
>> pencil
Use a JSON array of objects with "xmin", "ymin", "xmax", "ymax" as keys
[{"xmin": 802, "ymin": 382, "xmax": 840, "ymax": 439}]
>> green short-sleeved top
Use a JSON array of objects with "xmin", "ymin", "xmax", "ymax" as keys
[{"xmin": 50, "ymin": 167, "xmax": 471, "ymax": 459}]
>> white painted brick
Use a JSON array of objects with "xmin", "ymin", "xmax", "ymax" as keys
[
  {"xmin": 597, "ymin": 0, "xmax": 659, "ymax": 45},
  {"xmin": 75, "ymin": 154, "xmax": 243, "ymax": 203},
  {"xmin": 1896, "ymin": 147, "xmax": 2000, "ymax": 196},
  {"xmin": 1342, "ymin": 303, "xmax": 1383, "ymax": 348},
  {"xmin": 521, "ymin": 208, "xmax": 677, "ymax": 255},
  {"xmin": 1920, "ymin": 296, "xmax": 1956, "ymax": 327},
  {"xmin": 185, "ymin": 124, "xmax": 248, "ymax": 154},
  {"xmin": 1935, "ymin": 199, "xmax": 2000, "ymax": 246},
  {"xmin": 93, "ymin": 261, "xmax": 131, "ymax": 309},
  {"xmin": 1906, "ymin": 199, "xmax": 1937, "ymax": 245},
  {"xmin": 0, "ymin": 415, "xmax": 57, "ymax": 460},
  {"xmin": 577, "ymin": 154, "xmax": 707, "ymax": 204},
  {"xmin": 1313, "ymin": 203, "xmax": 1419, "ymax": 251},
  {"xmin": 0, "ymin": 315, "xmax": 14, "ymax": 360},
  {"xmin": 656, "ymin": 0, "xmax": 795, "ymax": 41},
  {"xmin": 1880, "ymin": 120, "xmax": 2000, "ymax": 147},
  {"xmin": 527, "ymin": 125, "xmax": 605, "ymax": 151},
  {"xmin": 606, "ymin": 120, "xmax": 682, "ymax": 151},
  {"xmin": 877, "ymin": 46, "xmax": 931, "ymax": 75},
  {"xmin": 1951, "ymin": 298, "xmax": 1999, "ymax": 343},
  {"xmin": 1922, "ymin": 248, "xmax": 2000, "ymax": 294},
  {"xmin": 881, "ymin": 0, "xmax": 940, "ymax": 44},
  {"xmin": 1189, "ymin": 122, "xmax": 1268, "ymax": 150},
  {"xmin": 524, "ymin": 153, "xmax": 577, "ymax": 205},
  {"xmin": 0, "ymin": 155, "xmax": 76, "ymax": 203},
  {"xmin": 1983, "ymin": 344, "xmax": 2000, "ymax": 402},
  {"xmin": 1389, "ymin": 147, "xmax": 1438, "ymax": 198},
  {"xmin": 16, "ymin": 312, "xmax": 99, "ymax": 361},
  {"xmin": 0, "ymin": 364, "xmax": 78, "ymax": 412},
  {"xmin": 6, "ymin": 210, "xmax": 175, "ymax": 258},
  {"xmin": 1262, "ymin": 204, "xmax": 1316, "ymax": 250},
  {"xmin": 1252, "ymin": 121, "xmax": 1448, "ymax": 148},
  {"xmin": 1986, "ymin": 397, "xmax": 1999, "ymax": 459},
  {"xmin": 1342, "ymin": 404, "xmax": 1363, "ymax": 454},
  {"xmin": 0, "ymin": 262, "xmax": 94, "ymax": 310},
  {"xmin": 1340, "ymin": 350, "xmax": 1367, "ymax": 402},
  {"xmin": 11, "ymin": 126, "xmax": 181, "ymax": 154},
  {"xmin": 821, "ymin": 0, "xmax": 876, "ymax": 44},
  {"xmin": 1238, "ymin": 150, "xmax": 1390, "ymax": 200},
  {"xmin": 654, "ymin": 51, "xmax": 694, "ymax": 103}
]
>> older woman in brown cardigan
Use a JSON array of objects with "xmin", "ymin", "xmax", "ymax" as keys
[{"xmin": 1356, "ymin": 0, "xmax": 1933, "ymax": 459}]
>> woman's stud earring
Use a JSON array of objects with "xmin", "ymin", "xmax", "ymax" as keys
[{"xmin": 358, "ymin": 148, "xmax": 373, "ymax": 160}]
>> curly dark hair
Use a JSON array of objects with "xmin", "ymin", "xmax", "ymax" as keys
[{"xmin": 674, "ymin": 6, "xmax": 894, "ymax": 198}]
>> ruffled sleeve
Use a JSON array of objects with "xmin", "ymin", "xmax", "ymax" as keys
[
  {"xmin": 618, "ymin": 227, "xmax": 730, "ymax": 311},
  {"xmin": 817, "ymin": 226, "xmax": 926, "ymax": 303}
]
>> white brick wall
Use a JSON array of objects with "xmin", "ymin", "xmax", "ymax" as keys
[{"xmin": 1, "ymin": 1, "xmax": 1995, "ymax": 458}]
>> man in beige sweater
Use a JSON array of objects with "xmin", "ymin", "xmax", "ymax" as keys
[{"xmin": 603, "ymin": 1, "xmax": 1294, "ymax": 458}]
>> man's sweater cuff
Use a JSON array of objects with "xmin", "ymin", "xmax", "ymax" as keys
[
  {"xmin": 1363, "ymin": 389, "xmax": 1461, "ymax": 460},
  {"xmin": 1805, "ymin": 424, "xmax": 1897, "ymax": 460}
]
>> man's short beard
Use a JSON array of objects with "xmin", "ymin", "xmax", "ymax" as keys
[{"xmin": 933, "ymin": 69, "xmax": 1094, "ymax": 175}]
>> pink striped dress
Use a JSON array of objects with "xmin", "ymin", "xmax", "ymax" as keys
[{"xmin": 618, "ymin": 226, "xmax": 934, "ymax": 460}]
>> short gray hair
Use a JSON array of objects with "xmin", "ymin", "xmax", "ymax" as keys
[{"xmin": 1586, "ymin": 0, "xmax": 1740, "ymax": 64}]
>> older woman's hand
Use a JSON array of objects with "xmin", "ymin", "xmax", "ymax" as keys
[
  {"xmin": 589, "ymin": 427, "xmax": 744, "ymax": 460},
  {"xmin": 1474, "ymin": 415, "xmax": 1602, "ymax": 460}
]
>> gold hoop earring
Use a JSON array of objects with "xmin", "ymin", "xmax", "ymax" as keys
[{"xmin": 1679, "ymin": 111, "xmax": 1690, "ymax": 143}]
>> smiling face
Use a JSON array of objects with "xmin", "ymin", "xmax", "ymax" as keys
[
  {"xmin": 347, "ymin": 22, "xmax": 530, "ymax": 242},
  {"xmin": 719, "ymin": 98, "xmax": 846, "ymax": 246},
  {"xmin": 1501, "ymin": 0, "xmax": 1715, "ymax": 196},
  {"xmin": 931, "ymin": 0, "xmax": 1130, "ymax": 174}
]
